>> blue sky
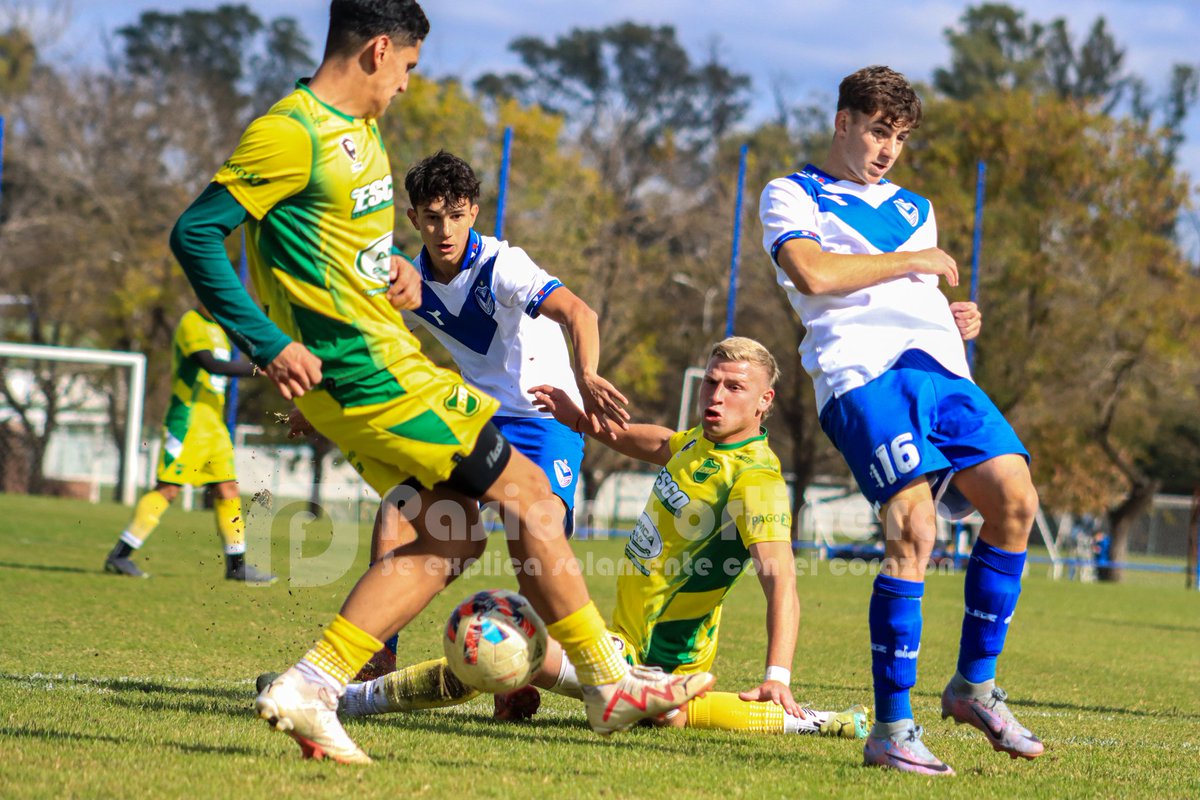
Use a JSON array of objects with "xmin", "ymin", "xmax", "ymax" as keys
[{"xmin": 27, "ymin": 0, "xmax": 1200, "ymax": 250}]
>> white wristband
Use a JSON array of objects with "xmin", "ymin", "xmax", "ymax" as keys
[{"xmin": 764, "ymin": 666, "xmax": 791, "ymax": 685}]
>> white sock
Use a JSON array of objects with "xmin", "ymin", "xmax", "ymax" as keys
[
  {"xmin": 550, "ymin": 654, "xmax": 584, "ymax": 700},
  {"xmin": 784, "ymin": 708, "xmax": 829, "ymax": 734},
  {"xmin": 294, "ymin": 660, "xmax": 343, "ymax": 696}
]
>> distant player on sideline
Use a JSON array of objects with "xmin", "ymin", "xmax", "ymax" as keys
[
  {"xmin": 169, "ymin": 0, "xmax": 712, "ymax": 764},
  {"xmin": 759, "ymin": 65, "xmax": 1041, "ymax": 774},
  {"xmin": 340, "ymin": 338, "xmax": 870, "ymax": 739},
  {"xmin": 103, "ymin": 307, "xmax": 275, "ymax": 584},
  {"xmin": 348, "ymin": 149, "xmax": 628, "ymax": 682}
]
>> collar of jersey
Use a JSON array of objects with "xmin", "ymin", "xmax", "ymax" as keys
[
  {"xmin": 294, "ymin": 78, "xmax": 358, "ymax": 124},
  {"xmin": 705, "ymin": 426, "xmax": 768, "ymax": 450},
  {"xmin": 800, "ymin": 163, "xmax": 890, "ymax": 187},
  {"xmin": 418, "ymin": 228, "xmax": 484, "ymax": 280}
]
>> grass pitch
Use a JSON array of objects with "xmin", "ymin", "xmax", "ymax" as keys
[{"xmin": 1, "ymin": 493, "xmax": 1198, "ymax": 799}]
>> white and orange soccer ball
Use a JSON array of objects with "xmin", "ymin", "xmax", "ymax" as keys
[{"xmin": 443, "ymin": 589, "xmax": 548, "ymax": 693}]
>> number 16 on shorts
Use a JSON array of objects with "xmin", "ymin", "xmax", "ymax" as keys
[{"xmin": 869, "ymin": 433, "xmax": 921, "ymax": 488}]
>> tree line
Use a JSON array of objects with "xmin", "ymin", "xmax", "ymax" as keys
[{"xmin": 1, "ymin": 2, "xmax": 1197, "ymax": 580}]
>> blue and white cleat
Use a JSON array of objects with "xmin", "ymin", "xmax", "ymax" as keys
[
  {"xmin": 941, "ymin": 681, "xmax": 1044, "ymax": 759},
  {"xmin": 863, "ymin": 724, "xmax": 955, "ymax": 775}
]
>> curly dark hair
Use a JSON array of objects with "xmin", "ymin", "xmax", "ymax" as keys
[
  {"xmin": 837, "ymin": 66, "xmax": 922, "ymax": 129},
  {"xmin": 325, "ymin": 0, "xmax": 429, "ymax": 57},
  {"xmin": 404, "ymin": 150, "xmax": 481, "ymax": 209}
]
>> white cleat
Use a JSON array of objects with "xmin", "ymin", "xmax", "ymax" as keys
[
  {"xmin": 583, "ymin": 665, "xmax": 715, "ymax": 736},
  {"xmin": 254, "ymin": 667, "xmax": 371, "ymax": 764}
]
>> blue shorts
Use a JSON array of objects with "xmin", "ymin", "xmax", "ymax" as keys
[
  {"xmin": 818, "ymin": 350, "xmax": 1028, "ymax": 520},
  {"xmin": 492, "ymin": 415, "xmax": 584, "ymax": 536}
]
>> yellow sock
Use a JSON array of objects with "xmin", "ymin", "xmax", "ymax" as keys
[
  {"xmin": 686, "ymin": 692, "xmax": 786, "ymax": 733},
  {"xmin": 120, "ymin": 490, "xmax": 170, "ymax": 547},
  {"xmin": 213, "ymin": 496, "xmax": 245, "ymax": 555},
  {"xmin": 544, "ymin": 602, "xmax": 626, "ymax": 686},
  {"xmin": 301, "ymin": 614, "xmax": 384, "ymax": 688},
  {"xmin": 379, "ymin": 657, "xmax": 479, "ymax": 711}
]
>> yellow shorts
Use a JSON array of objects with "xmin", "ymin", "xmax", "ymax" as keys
[
  {"xmin": 155, "ymin": 404, "xmax": 237, "ymax": 486},
  {"xmin": 297, "ymin": 357, "xmax": 499, "ymax": 494}
]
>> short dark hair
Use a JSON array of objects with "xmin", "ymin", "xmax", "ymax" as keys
[
  {"xmin": 837, "ymin": 66, "xmax": 922, "ymax": 129},
  {"xmin": 405, "ymin": 150, "xmax": 481, "ymax": 209},
  {"xmin": 325, "ymin": 0, "xmax": 429, "ymax": 58}
]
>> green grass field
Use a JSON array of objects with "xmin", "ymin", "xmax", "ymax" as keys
[{"xmin": 1, "ymin": 494, "xmax": 1198, "ymax": 799}]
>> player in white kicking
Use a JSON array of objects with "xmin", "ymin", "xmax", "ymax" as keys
[{"xmin": 759, "ymin": 65, "xmax": 1043, "ymax": 775}]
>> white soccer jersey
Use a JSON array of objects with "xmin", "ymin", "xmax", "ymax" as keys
[
  {"xmin": 402, "ymin": 230, "xmax": 584, "ymax": 417},
  {"xmin": 759, "ymin": 164, "xmax": 971, "ymax": 412}
]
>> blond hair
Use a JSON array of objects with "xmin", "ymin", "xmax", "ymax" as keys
[{"xmin": 709, "ymin": 337, "xmax": 780, "ymax": 387}]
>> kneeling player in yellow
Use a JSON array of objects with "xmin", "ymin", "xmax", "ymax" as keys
[
  {"xmin": 170, "ymin": 0, "xmax": 713, "ymax": 765},
  {"xmin": 341, "ymin": 337, "xmax": 869, "ymax": 737},
  {"xmin": 103, "ymin": 307, "xmax": 274, "ymax": 583}
]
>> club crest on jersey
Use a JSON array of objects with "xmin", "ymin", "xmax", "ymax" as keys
[
  {"xmin": 339, "ymin": 136, "xmax": 364, "ymax": 173},
  {"xmin": 893, "ymin": 198, "xmax": 919, "ymax": 226},
  {"xmin": 444, "ymin": 385, "xmax": 481, "ymax": 416},
  {"xmin": 553, "ymin": 459, "xmax": 573, "ymax": 488},
  {"xmin": 473, "ymin": 280, "xmax": 496, "ymax": 316},
  {"xmin": 692, "ymin": 458, "xmax": 720, "ymax": 483}
]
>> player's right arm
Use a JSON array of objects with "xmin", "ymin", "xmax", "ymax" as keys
[
  {"xmin": 171, "ymin": 114, "xmax": 322, "ymax": 400},
  {"xmin": 760, "ymin": 179, "xmax": 958, "ymax": 295},
  {"xmin": 529, "ymin": 384, "xmax": 673, "ymax": 466}
]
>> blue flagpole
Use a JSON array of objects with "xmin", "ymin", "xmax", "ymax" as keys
[
  {"xmin": 725, "ymin": 143, "xmax": 749, "ymax": 338},
  {"xmin": 495, "ymin": 126, "xmax": 513, "ymax": 240},
  {"xmin": 0, "ymin": 116, "xmax": 7, "ymax": 214},
  {"xmin": 226, "ymin": 232, "xmax": 249, "ymax": 432}
]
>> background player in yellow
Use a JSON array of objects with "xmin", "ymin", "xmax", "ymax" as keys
[
  {"xmin": 342, "ymin": 338, "xmax": 869, "ymax": 737},
  {"xmin": 168, "ymin": 0, "xmax": 712, "ymax": 765},
  {"xmin": 103, "ymin": 307, "xmax": 274, "ymax": 584}
]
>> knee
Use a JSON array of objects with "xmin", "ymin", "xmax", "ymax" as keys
[{"xmin": 997, "ymin": 476, "xmax": 1039, "ymax": 530}]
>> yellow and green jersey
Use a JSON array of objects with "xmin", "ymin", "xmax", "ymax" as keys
[
  {"xmin": 611, "ymin": 427, "xmax": 793, "ymax": 673},
  {"xmin": 159, "ymin": 310, "xmax": 235, "ymax": 478},
  {"xmin": 213, "ymin": 80, "xmax": 420, "ymax": 388}
]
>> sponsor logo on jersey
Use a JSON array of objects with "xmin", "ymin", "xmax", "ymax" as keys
[
  {"xmin": 340, "ymin": 135, "xmax": 365, "ymax": 173},
  {"xmin": 692, "ymin": 458, "xmax": 720, "ymax": 483},
  {"xmin": 894, "ymin": 197, "xmax": 919, "ymax": 226},
  {"xmin": 222, "ymin": 160, "xmax": 268, "ymax": 187},
  {"xmin": 354, "ymin": 232, "xmax": 392, "ymax": 294},
  {"xmin": 680, "ymin": 439, "xmax": 697, "ymax": 452},
  {"xmin": 553, "ymin": 459, "xmax": 573, "ymax": 488},
  {"xmin": 653, "ymin": 469, "xmax": 690, "ymax": 516},
  {"xmin": 444, "ymin": 385, "xmax": 481, "ymax": 416},
  {"xmin": 350, "ymin": 175, "xmax": 394, "ymax": 218},
  {"xmin": 473, "ymin": 280, "xmax": 496, "ymax": 316},
  {"xmin": 749, "ymin": 512, "xmax": 792, "ymax": 528},
  {"xmin": 625, "ymin": 512, "xmax": 664, "ymax": 562}
]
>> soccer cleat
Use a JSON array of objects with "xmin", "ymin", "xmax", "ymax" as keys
[
  {"xmin": 225, "ymin": 563, "xmax": 277, "ymax": 585},
  {"xmin": 353, "ymin": 647, "xmax": 396, "ymax": 683},
  {"xmin": 104, "ymin": 555, "xmax": 148, "ymax": 578},
  {"xmin": 817, "ymin": 704, "xmax": 872, "ymax": 739},
  {"xmin": 941, "ymin": 682, "xmax": 1044, "ymax": 759},
  {"xmin": 863, "ymin": 724, "xmax": 955, "ymax": 775},
  {"xmin": 494, "ymin": 685, "xmax": 542, "ymax": 722},
  {"xmin": 582, "ymin": 665, "xmax": 715, "ymax": 736},
  {"xmin": 255, "ymin": 667, "xmax": 371, "ymax": 765}
]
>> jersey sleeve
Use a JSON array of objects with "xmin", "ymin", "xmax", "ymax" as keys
[
  {"xmin": 667, "ymin": 429, "xmax": 692, "ymax": 455},
  {"xmin": 729, "ymin": 469, "xmax": 793, "ymax": 547},
  {"xmin": 174, "ymin": 313, "xmax": 214, "ymax": 358},
  {"xmin": 213, "ymin": 114, "xmax": 312, "ymax": 220},
  {"xmin": 491, "ymin": 245, "xmax": 563, "ymax": 318},
  {"xmin": 759, "ymin": 178, "xmax": 822, "ymax": 266}
]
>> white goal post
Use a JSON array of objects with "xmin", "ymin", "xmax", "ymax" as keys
[{"xmin": 0, "ymin": 342, "xmax": 146, "ymax": 505}]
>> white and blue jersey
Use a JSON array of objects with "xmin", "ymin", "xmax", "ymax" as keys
[
  {"xmin": 760, "ymin": 166, "xmax": 1026, "ymax": 517},
  {"xmin": 402, "ymin": 230, "xmax": 585, "ymax": 520},
  {"xmin": 759, "ymin": 164, "xmax": 971, "ymax": 413}
]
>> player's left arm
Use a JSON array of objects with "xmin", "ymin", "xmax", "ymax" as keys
[
  {"xmin": 530, "ymin": 384, "xmax": 673, "ymax": 465},
  {"xmin": 949, "ymin": 300, "xmax": 981, "ymax": 341},
  {"xmin": 536, "ymin": 287, "xmax": 630, "ymax": 438},
  {"xmin": 190, "ymin": 349, "xmax": 257, "ymax": 378},
  {"xmin": 731, "ymin": 471, "xmax": 804, "ymax": 716}
]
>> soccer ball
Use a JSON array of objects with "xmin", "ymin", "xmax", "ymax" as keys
[{"xmin": 443, "ymin": 589, "xmax": 547, "ymax": 693}]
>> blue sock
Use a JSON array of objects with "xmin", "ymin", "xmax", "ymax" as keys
[
  {"xmin": 384, "ymin": 633, "xmax": 399, "ymax": 656},
  {"xmin": 869, "ymin": 574, "xmax": 924, "ymax": 723},
  {"xmin": 957, "ymin": 538, "xmax": 1026, "ymax": 683}
]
